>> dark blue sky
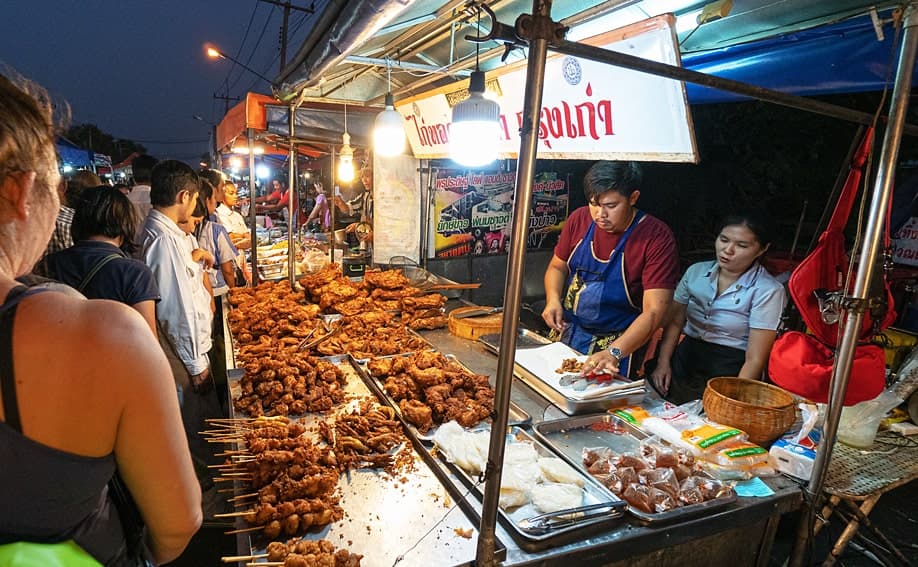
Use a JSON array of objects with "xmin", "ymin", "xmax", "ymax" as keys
[{"xmin": 0, "ymin": 0, "xmax": 322, "ymax": 164}]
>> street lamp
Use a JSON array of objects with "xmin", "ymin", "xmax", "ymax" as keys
[{"xmin": 205, "ymin": 46, "xmax": 275, "ymax": 86}]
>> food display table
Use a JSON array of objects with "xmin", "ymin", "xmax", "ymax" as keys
[{"xmin": 222, "ymin": 295, "xmax": 803, "ymax": 566}]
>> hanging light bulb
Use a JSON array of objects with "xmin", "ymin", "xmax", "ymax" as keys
[
  {"xmin": 374, "ymin": 60, "xmax": 406, "ymax": 156},
  {"xmin": 449, "ymin": 10, "xmax": 500, "ymax": 167},
  {"xmin": 338, "ymin": 99, "xmax": 355, "ymax": 182},
  {"xmin": 338, "ymin": 132, "xmax": 355, "ymax": 182},
  {"xmin": 450, "ymin": 69, "xmax": 500, "ymax": 166}
]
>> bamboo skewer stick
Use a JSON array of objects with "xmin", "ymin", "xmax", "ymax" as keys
[
  {"xmin": 246, "ymin": 562, "xmax": 283, "ymax": 566},
  {"xmin": 213, "ymin": 510, "xmax": 255, "ymax": 518},
  {"xmin": 225, "ymin": 525, "xmax": 264, "ymax": 535},
  {"xmin": 220, "ymin": 553, "xmax": 267, "ymax": 563},
  {"xmin": 228, "ymin": 493, "xmax": 258, "ymax": 502}
]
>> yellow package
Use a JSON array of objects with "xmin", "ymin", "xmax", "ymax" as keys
[
  {"xmin": 610, "ymin": 406, "xmax": 651, "ymax": 425},
  {"xmin": 710, "ymin": 441, "xmax": 769, "ymax": 468},
  {"xmin": 681, "ymin": 422, "xmax": 747, "ymax": 453}
]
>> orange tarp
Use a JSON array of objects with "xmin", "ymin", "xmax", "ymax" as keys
[{"xmin": 215, "ymin": 92, "xmax": 275, "ymax": 152}]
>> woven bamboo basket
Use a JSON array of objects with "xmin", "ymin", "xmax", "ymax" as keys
[{"xmin": 702, "ymin": 377, "xmax": 797, "ymax": 445}]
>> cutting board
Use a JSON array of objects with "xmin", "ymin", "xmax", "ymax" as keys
[{"xmin": 448, "ymin": 306, "xmax": 503, "ymax": 340}]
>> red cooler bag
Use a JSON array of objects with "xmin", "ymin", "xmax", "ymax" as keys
[{"xmin": 769, "ymin": 331, "xmax": 885, "ymax": 405}]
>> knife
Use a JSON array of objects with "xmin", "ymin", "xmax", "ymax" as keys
[{"xmin": 451, "ymin": 307, "xmax": 503, "ymax": 319}]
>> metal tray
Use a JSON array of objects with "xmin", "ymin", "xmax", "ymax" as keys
[
  {"xmin": 230, "ymin": 355, "xmax": 485, "ymax": 566},
  {"xmin": 478, "ymin": 329, "xmax": 553, "ymax": 353},
  {"xmin": 434, "ymin": 426, "xmax": 626, "ymax": 551},
  {"xmin": 535, "ymin": 414, "xmax": 737, "ymax": 525},
  {"xmin": 354, "ymin": 353, "xmax": 531, "ymax": 442},
  {"xmin": 515, "ymin": 363, "xmax": 645, "ymax": 416}
]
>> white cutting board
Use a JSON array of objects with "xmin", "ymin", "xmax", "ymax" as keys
[{"xmin": 514, "ymin": 342, "xmax": 644, "ymax": 400}]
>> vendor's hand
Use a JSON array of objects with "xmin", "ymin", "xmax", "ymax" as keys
[
  {"xmin": 541, "ymin": 300, "xmax": 565, "ymax": 332},
  {"xmin": 190, "ymin": 368, "xmax": 212, "ymax": 394},
  {"xmin": 650, "ymin": 363, "xmax": 671, "ymax": 395},
  {"xmin": 345, "ymin": 222, "xmax": 358, "ymax": 233},
  {"xmin": 581, "ymin": 350, "xmax": 621, "ymax": 377}
]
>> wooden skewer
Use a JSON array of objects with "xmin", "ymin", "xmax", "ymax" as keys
[
  {"xmin": 209, "ymin": 463, "xmax": 242, "ymax": 469},
  {"xmin": 224, "ymin": 524, "xmax": 264, "ymax": 535},
  {"xmin": 213, "ymin": 510, "xmax": 254, "ymax": 518},
  {"xmin": 217, "ymin": 487, "xmax": 238, "ymax": 493},
  {"xmin": 215, "ymin": 450, "xmax": 250, "ymax": 457},
  {"xmin": 228, "ymin": 493, "xmax": 257, "ymax": 502},
  {"xmin": 246, "ymin": 562, "xmax": 283, "ymax": 567},
  {"xmin": 215, "ymin": 477, "xmax": 248, "ymax": 484},
  {"xmin": 220, "ymin": 553, "xmax": 267, "ymax": 563},
  {"xmin": 217, "ymin": 472, "xmax": 252, "ymax": 478}
]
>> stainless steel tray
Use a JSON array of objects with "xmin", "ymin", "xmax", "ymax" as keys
[
  {"xmin": 534, "ymin": 414, "xmax": 737, "ymax": 525},
  {"xmin": 230, "ymin": 355, "xmax": 484, "ymax": 566},
  {"xmin": 514, "ymin": 363, "xmax": 645, "ymax": 416},
  {"xmin": 478, "ymin": 329, "xmax": 553, "ymax": 353},
  {"xmin": 354, "ymin": 353, "xmax": 531, "ymax": 442},
  {"xmin": 435, "ymin": 426, "xmax": 626, "ymax": 551}
]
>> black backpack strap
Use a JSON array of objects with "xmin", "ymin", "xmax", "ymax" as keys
[
  {"xmin": 77, "ymin": 253, "xmax": 122, "ymax": 294},
  {"xmin": 1, "ymin": 285, "xmax": 32, "ymax": 433}
]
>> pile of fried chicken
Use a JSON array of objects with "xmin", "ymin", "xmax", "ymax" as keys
[{"xmin": 367, "ymin": 351, "xmax": 494, "ymax": 433}]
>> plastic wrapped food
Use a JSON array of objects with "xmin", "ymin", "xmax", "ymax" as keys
[
  {"xmin": 648, "ymin": 486, "xmax": 678, "ymax": 513},
  {"xmin": 615, "ymin": 453, "xmax": 649, "ymax": 472},
  {"xmin": 640, "ymin": 467, "xmax": 680, "ymax": 499},
  {"xmin": 530, "ymin": 482, "xmax": 584, "ymax": 513},
  {"xmin": 695, "ymin": 477, "xmax": 735, "ymax": 500},
  {"xmin": 599, "ymin": 471, "xmax": 624, "ymax": 495},
  {"xmin": 617, "ymin": 466, "xmax": 638, "ymax": 488},
  {"xmin": 680, "ymin": 422, "xmax": 748, "ymax": 455},
  {"xmin": 678, "ymin": 477, "xmax": 705, "ymax": 505},
  {"xmin": 538, "ymin": 457, "xmax": 585, "ymax": 487},
  {"xmin": 587, "ymin": 458, "xmax": 613, "ymax": 475},
  {"xmin": 710, "ymin": 441, "xmax": 770, "ymax": 468},
  {"xmin": 623, "ymin": 483, "xmax": 654, "ymax": 514},
  {"xmin": 582, "ymin": 446, "xmax": 616, "ymax": 468},
  {"xmin": 673, "ymin": 463, "xmax": 693, "ymax": 481}
]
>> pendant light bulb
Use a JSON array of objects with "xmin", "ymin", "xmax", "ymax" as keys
[
  {"xmin": 338, "ymin": 131, "xmax": 355, "ymax": 183},
  {"xmin": 450, "ymin": 70, "xmax": 500, "ymax": 167},
  {"xmin": 374, "ymin": 92, "xmax": 406, "ymax": 157}
]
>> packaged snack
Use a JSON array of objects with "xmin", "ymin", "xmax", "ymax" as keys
[
  {"xmin": 582, "ymin": 446, "xmax": 616, "ymax": 468},
  {"xmin": 615, "ymin": 452, "xmax": 649, "ymax": 472},
  {"xmin": 680, "ymin": 421, "xmax": 748, "ymax": 454},
  {"xmin": 623, "ymin": 483, "xmax": 654, "ymax": 513},
  {"xmin": 678, "ymin": 477, "xmax": 704, "ymax": 505},
  {"xmin": 610, "ymin": 406, "xmax": 651, "ymax": 425},
  {"xmin": 648, "ymin": 486, "xmax": 678, "ymax": 512},
  {"xmin": 711, "ymin": 441, "xmax": 769, "ymax": 468},
  {"xmin": 640, "ymin": 467, "xmax": 680, "ymax": 499}
]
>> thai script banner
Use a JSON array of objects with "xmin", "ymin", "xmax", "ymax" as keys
[
  {"xmin": 432, "ymin": 169, "xmax": 569, "ymax": 258},
  {"xmin": 397, "ymin": 15, "xmax": 697, "ymax": 163}
]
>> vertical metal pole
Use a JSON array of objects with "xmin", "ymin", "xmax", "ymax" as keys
[
  {"xmin": 476, "ymin": 2, "xmax": 552, "ymax": 565},
  {"xmin": 330, "ymin": 147, "xmax": 338, "ymax": 265},
  {"xmin": 247, "ymin": 128, "xmax": 259, "ymax": 286},
  {"xmin": 288, "ymin": 104, "xmax": 297, "ymax": 286},
  {"xmin": 790, "ymin": 5, "xmax": 918, "ymax": 565}
]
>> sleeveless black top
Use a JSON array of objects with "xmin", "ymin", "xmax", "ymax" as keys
[{"xmin": 0, "ymin": 286, "xmax": 128, "ymax": 565}]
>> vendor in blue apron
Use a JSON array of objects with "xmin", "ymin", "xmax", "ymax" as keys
[{"xmin": 542, "ymin": 161, "xmax": 679, "ymax": 378}]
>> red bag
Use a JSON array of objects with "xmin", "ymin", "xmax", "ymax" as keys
[
  {"xmin": 787, "ymin": 127, "xmax": 895, "ymax": 345},
  {"xmin": 769, "ymin": 127, "xmax": 893, "ymax": 406},
  {"xmin": 769, "ymin": 331, "xmax": 885, "ymax": 405}
]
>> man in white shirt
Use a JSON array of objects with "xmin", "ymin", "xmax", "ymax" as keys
[{"xmin": 141, "ymin": 160, "xmax": 212, "ymax": 387}]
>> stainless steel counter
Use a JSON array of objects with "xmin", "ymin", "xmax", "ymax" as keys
[{"xmin": 223, "ymin": 300, "xmax": 802, "ymax": 566}]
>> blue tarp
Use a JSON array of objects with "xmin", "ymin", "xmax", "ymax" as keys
[
  {"xmin": 684, "ymin": 9, "xmax": 915, "ymax": 104},
  {"xmin": 56, "ymin": 138, "xmax": 92, "ymax": 168}
]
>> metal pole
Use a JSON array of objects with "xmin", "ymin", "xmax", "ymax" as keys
[
  {"xmin": 288, "ymin": 104, "xmax": 297, "ymax": 286},
  {"xmin": 550, "ymin": 38, "xmax": 918, "ymax": 137},
  {"xmin": 247, "ymin": 128, "xmax": 259, "ymax": 286},
  {"xmin": 475, "ymin": 1, "xmax": 553, "ymax": 565},
  {"xmin": 789, "ymin": 5, "xmax": 918, "ymax": 566},
  {"xmin": 330, "ymin": 146, "xmax": 338, "ymax": 265}
]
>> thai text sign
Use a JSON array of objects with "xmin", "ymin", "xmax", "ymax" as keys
[
  {"xmin": 397, "ymin": 15, "xmax": 697, "ymax": 163},
  {"xmin": 432, "ymin": 169, "xmax": 569, "ymax": 258}
]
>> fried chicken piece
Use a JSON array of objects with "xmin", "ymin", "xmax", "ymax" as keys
[
  {"xmin": 399, "ymin": 399, "xmax": 434, "ymax": 432},
  {"xmin": 408, "ymin": 316, "xmax": 449, "ymax": 330},
  {"xmin": 370, "ymin": 287, "xmax": 421, "ymax": 300},
  {"xmin": 363, "ymin": 269, "xmax": 411, "ymax": 290},
  {"xmin": 401, "ymin": 294, "xmax": 447, "ymax": 310}
]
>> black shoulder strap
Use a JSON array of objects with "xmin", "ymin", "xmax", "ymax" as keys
[
  {"xmin": 1, "ymin": 285, "xmax": 32, "ymax": 433},
  {"xmin": 77, "ymin": 253, "xmax": 122, "ymax": 294}
]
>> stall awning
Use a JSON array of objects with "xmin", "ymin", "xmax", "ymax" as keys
[
  {"xmin": 56, "ymin": 137, "xmax": 92, "ymax": 168},
  {"xmin": 215, "ymin": 92, "xmax": 275, "ymax": 152}
]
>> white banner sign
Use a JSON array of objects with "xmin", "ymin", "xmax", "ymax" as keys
[
  {"xmin": 372, "ymin": 154, "xmax": 421, "ymax": 264},
  {"xmin": 397, "ymin": 15, "xmax": 697, "ymax": 163}
]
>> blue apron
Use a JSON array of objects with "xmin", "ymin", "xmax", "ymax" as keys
[{"xmin": 561, "ymin": 211, "xmax": 644, "ymax": 376}]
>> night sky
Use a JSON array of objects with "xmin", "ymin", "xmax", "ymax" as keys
[{"xmin": 0, "ymin": 0, "xmax": 325, "ymax": 164}]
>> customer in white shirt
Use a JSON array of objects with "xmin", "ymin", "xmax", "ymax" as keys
[{"xmin": 215, "ymin": 180, "xmax": 251, "ymax": 284}]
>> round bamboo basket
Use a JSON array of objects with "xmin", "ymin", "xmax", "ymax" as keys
[{"xmin": 702, "ymin": 377, "xmax": 797, "ymax": 445}]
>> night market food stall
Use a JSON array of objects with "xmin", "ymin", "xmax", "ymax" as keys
[{"xmin": 211, "ymin": 1, "xmax": 918, "ymax": 565}]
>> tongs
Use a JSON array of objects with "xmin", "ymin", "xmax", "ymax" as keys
[
  {"xmin": 298, "ymin": 321, "xmax": 343, "ymax": 352},
  {"xmin": 516, "ymin": 501, "xmax": 625, "ymax": 535}
]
